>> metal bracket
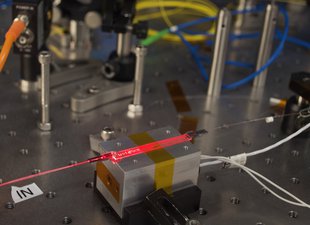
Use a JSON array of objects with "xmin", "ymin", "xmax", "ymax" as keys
[{"xmin": 71, "ymin": 78, "xmax": 133, "ymax": 113}]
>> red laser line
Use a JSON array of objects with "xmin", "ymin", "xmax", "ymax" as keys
[
  {"xmin": 0, "ymin": 160, "xmax": 90, "ymax": 188},
  {"xmin": 0, "ymin": 130, "xmax": 207, "ymax": 188}
]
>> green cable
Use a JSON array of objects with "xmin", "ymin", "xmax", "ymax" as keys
[{"xmin": 140, "ymin": 28, "xmax": 170, "ymax": 46}]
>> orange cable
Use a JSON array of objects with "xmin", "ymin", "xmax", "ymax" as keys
[{"xmin": 0, "ymin": 19, "xmax": 26, "ymax": 72}]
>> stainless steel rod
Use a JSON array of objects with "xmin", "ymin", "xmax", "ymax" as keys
[
  {"xmin": 133, "ymin": 45, "xmax": 147, "ymax": 106},
  {"xmin": 253, "ymin": 4, "xmax": 278, "ymax": 88},
  {"xmin": 38, "ymin": 51, "xmax": 52, "ymax": 131},
  {"xmin": 207, "ymin": 8, "xmax": 232, "ymax": 98},
  {"xmin": 117, "ymin": 31, "xmax": 132, "ymax": 57}
]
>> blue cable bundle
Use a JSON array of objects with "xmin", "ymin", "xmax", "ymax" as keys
[
  {"xmin": 173, "ymin": 5, "xmax": 289, "ymax": 90},
  {"xmin": 223, "ymin": 7, "xmax": 289, "ymax": 90},
  {"xmin": 176, "ymin": 31, "xmax": 209, "ymax": 81}
]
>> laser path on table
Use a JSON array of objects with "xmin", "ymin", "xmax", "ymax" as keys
[
  {"xmin": 0, "ymin": 109, "xmax": 306, "ymax": 189},
  {"xmin": 0, "ymin": 129, "xmax": 207, "ymax": 188}
]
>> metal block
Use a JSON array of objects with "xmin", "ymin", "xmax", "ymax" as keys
[
  {"xmin": 71, "ymin": 79, "xmax": 133, "ymax": 112},
  {"xmin": 95, "ymin": 126, "xmax": 201, "ymax": 218}
]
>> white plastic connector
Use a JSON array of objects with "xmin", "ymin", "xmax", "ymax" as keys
[
  {"xmin": 228, "ymin": 153, "xmax": 247, "ymax": 168},
  {"xmin": 169, "ymin": 26, "xmax": 178, "ymax": 32},
  {"xmin": 265, "ymin": 116, "xmax": 274, "ymax": 123}
]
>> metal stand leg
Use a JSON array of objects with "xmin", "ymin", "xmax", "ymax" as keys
[
  {"xmin": 253, "ymin": 4, "xmax": 278, "ymax": 88},
  {"xmin": 38, "ymin": 51, "xmax": 52, "ymax": 131},
  {"xmin": 128, "ymin": 45, "xmax": 147, "ymax": 117},
  {"xmin": 207, "ymin": 8, "xmax": 232, "ymax": 98}
]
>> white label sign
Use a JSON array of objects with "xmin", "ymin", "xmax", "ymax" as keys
[{"xmin": 11, "ymin": 183, "xmax": 43, "ymax": 203}]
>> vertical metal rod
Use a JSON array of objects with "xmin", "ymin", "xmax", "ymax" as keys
[
  {"xmin": 38, "ymin": 51, "xmax": 52, "ymax": 131},
  {"xmin": 253, "ymin": 4, "xmax": 278, "ymax": 88},
  {"xmin": 128, "ymin": 45, "xmax": 147, "ymax": 117},
  {"xmin": 207, "ymin": 8, "xmax": 232, "ymax": 98},
  {"xmin": 234, "ymin": 0, "xmax": 247, "ymax": 28},
  {"xmin": 116, "ymin": 31, "xmax": 132, "ymax": 57},
  {"xmin": 133, "ymin": 45, "xmax": 147, "ymax": 105},
  {"xmin": 69, "ymin": 20, "xmax": 90, "ymax": 49}
]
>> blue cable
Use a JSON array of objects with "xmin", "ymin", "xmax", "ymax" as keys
[
  {"xmin": 172, "ymin": 6, "xmax": 265, "ymax": 83},
  {"xmin": 0, "ymin": 0, "xmax": 12, "ymax": 7},
  {"xmin": 176, "ymin": 31, "xmax": 209, "ymax": 81},
  {"xmin": 204, "ymin": 32, "xmax": 260, "ymax": 46},
  {"xmin": 171, "ymin": 5, "xmax": 290, "ymax": 90},
  {"xmin": 230, "ymin": 32, "xmax": 260, "ymax": 41},
  {"xmin": 222, "ymin": 7, "xmax": 289, "ymax": 90},
  {"xmin": 276, "ymin": 30, "xmax": 310, "ymax": 49},
  {"xmin": 226, "ymin": 60, "xmax": 255, "ymax": 69},
  {"xmin": 174, "ymin": 5, "xmax": 264, "ymax": 32},
  {"xmin": 199, "ymin": 55, "xmax": 254, "ymax": 69}
]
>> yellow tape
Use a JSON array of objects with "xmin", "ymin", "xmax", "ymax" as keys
[
  {"xmin": 96, "ymin": 162, "xmax": 120, "ymax": 203},
  {"xmin": 129, "ymin": 132, "xmax": 175, "ymax": 194}
]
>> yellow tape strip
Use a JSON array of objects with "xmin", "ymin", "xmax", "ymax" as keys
[
  {"xmin": 179, "ymin": 115, "xmax": 198, "ymax": 143},
  {"xmin": 166, "ymin": 80, "xmax": 191, "ymax": 113},
  {"xmin": 129, "ymin": 132, "xmax": 175, "ymax": 194},
  {"xmin": 96, "ymin": 162, "xmax": 120, "ymax": 203}
]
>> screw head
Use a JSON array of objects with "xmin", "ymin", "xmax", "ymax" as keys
[
  {"xmin": 101, "ymin": 127, "xmax": 115, "ymax": 141},
  {"xmin": 38, "ymin": 51, "xmax": 52, "ymax": 64}
]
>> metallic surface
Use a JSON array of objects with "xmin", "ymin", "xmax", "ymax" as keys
[
  {"xmin": 132, "ymin": 45, "xmax": 147, "ymax": 106},
  {"xmin": 207, "ymin": 8, "xmax": 232, "ymax": 98},
  {"xmin": 253, "ymin": 4, "xmax": 278, "ymax": 88},
  {"xmin": 20, "ymin": 80, "xmax": 37, "ymax": 93},
  {"xmin": 84, "ymin": 11, "xmax": 102, "ymax": 29},
  {"xmin": 38, "ymin": 61, "xmax": 101, "ymax": 88},
  {"xmin": 71, "ymin": 79, "xmax": 134, "ymax": 113},
  {"xmin": 0, "ymin": 5, "xmax": 310, "ymax": 225},
  {"xmin": 100, "ymin": 127, "xmax": 115, "ymax": 142},
  {"xmin": 38, "ymin": 51, "xmax": 52, "ymax": 131},
  {"xmin": 95, "ymin": 127, "xmax": 200, "ymax": 218},
  {"xmin": 116, "ymin": 31, "xmax": 132, "ymax": 57},
  {"xmin": 69, "ymin": 20, "xmax": 90, "ymax": 49}
]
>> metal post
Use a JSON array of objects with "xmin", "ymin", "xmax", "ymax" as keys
[
  {"xmin": 69, "ymin": 20, "xmax": 90, "ymax": 49},
  {"xmin": 207, "ymin": 8, "xmax": 232, "ymax": 98},
  {"xmin": 116, "ymin": 31, "xmax": 132, "ymax": 57},
  {"xmin": 253, "ymin": 4, "xmax": 278, "ymax": 88},
  {"xmin": 128, "ymin": 45, "xmax": 147, "ymax": 115},
  {"xmin": 38, "ymin": 51, "xmax": 52, "ymax": 131},
  {"xmin": 234, "ymin": 0, "xmax": 247, "ymax": 28}
]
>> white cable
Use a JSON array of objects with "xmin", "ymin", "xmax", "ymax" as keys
[
  {"xmin": 246, "ymin": 122, "xmax": 310, "ymax": 157},
  {"xmin": 200, "ymin": 122, "xmax": 310, "ymax": 167},
  {"xmin": 201, "ymin": 155, "xmax": 310, "ymax": 208},
  {"xmin": 199, "ymin": 122, "xmax": 310, "ymax": 208}
]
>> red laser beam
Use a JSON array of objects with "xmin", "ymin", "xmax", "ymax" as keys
[
  {"xmin": 0, "ymin": 161, "xmax": 90, "ymax": 188},
  {"xmin": 0, "ymin": 130, "xmax": 207, "ymax": 188}
]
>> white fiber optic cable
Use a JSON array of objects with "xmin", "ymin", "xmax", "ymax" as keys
[{"xmin": 201, "ymin": 155, "xmax": 310, "ymax": 208}]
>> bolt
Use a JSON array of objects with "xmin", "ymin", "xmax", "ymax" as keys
[
  {"xmin": 88, "ymin": 85, "xmax": 100, "ymax": 94},
  {"xmin": 38, "ymin": 51, "xmax": 52, "ymax": 131},
  {"xmin": 128, "ymin": 45, "xmax": 147, "ymax": 115},
  {"xmin": 101, "ymin": 127, "xmax": 115, "ymax": 141}
]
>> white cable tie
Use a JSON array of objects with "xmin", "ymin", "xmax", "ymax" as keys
[
  {"xmin": 170, "ymin": 26, "xmax": 178, "ymax": 33},
  {"xmin": 265, "ymin": 116, "xmax": 274, "ymax": 123},
  {"xmin": 228, "ymin": 153, "xmax": 247, "ymax": 168}
]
